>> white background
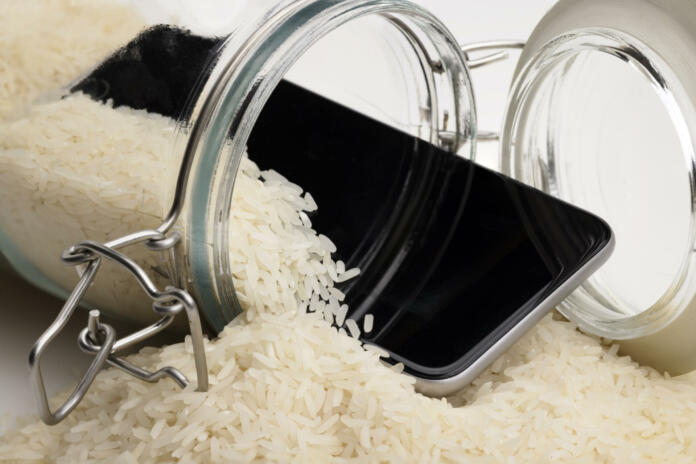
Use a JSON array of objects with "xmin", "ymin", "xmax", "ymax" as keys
[{"xmin": 0, "ymin": 0, "xmax": 557, "ymax": 418}]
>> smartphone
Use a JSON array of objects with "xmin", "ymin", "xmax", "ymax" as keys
[
  {"xmin": 72, "ymin": 28, "xmax": 613, "ymax": 395},
  {"xmin": 248, "ymin": 80, "xmax": 614, "ymax": 396}
]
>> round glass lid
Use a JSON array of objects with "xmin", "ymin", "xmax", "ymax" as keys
[{"xmin": 501, "ymin": 28, "xmax": 696, "ymax": 337}]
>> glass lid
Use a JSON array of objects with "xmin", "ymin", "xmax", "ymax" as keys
[{"xmin": 501, "ymin": 0, "xmax": 696, "ymax": 340}]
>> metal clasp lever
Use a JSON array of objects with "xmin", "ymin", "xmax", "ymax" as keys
[
  {"xmin": 29, "ymin": 260, "xmax": 115, "ymax": 425},
  {"xmin": 28, "ymin": 231, "xmax": 208, "ymax": 425},
  {"xmin": 462, "ymin": 40, "xmax": 526, "ymax": 69},
  {"xmin": 78, "ymin": 310, "xmax": 188, "ymax": 390},
  {"xmin": 461, "ymin": 40, "xmax": 526, "ymax": 142}
]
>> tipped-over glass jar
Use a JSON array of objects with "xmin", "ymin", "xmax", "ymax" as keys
[
  {"xmin": 0, "ymin": 0, "xmax": 475, "ymax": 329},
  {"xmin": 0, "ymin": 0, "xmax": 475, "ymax": 423}
]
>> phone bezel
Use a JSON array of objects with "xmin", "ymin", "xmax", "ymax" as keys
[{"xmin": 408, "ymin": 232, "xmax": 615, "ymax": 396}]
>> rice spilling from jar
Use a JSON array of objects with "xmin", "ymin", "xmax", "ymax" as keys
[{"xmin": 1, "ymin": 1, "xmax": 696, "ymax": 463}]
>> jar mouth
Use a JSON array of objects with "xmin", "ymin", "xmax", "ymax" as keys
[
  {"xmin": 179, "ymin": 0, "xmax": 475, "ymax": 333},
  {"xmin": 502, "ymin": 28, "xmax": 696, "ymax": 339}
]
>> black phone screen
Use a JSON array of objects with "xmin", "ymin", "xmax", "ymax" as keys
[
  {"xmin": 66, "ymin": 26, "xmax": 612, "ymax": 377},
  {"xmin": 248, "ymin": 80, "xmax": 613, "ymax": 380}
]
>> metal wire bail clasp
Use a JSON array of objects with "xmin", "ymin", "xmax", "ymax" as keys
[
  {"xmin": 28, "ymin": 230, "xmax": 209, "ymax": 426},
  {"xmin": 462, "ymin": 40, "xmax": 525, "ymax": 69},
  {"xmin": 461, "ymin": 40, "xmax": 526, "ymax": 142}
]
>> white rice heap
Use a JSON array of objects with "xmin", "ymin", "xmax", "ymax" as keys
[
  {"xmin": 3, "ymin": 313, "xmax": 696, "ymax": 462},
  {"xmin": 2, "ymin": 1, "xmax": 696, "ymax": 463},
  {"xmin": 228, "ymin": 157, "xmax": 357, "ymax": 319},
  {"xmin": 0, "ymin": 93, "xmax": 180, "ymax": 324}
]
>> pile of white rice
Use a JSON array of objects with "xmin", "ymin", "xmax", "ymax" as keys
[
  {"xmin": 0, "ymin": 94, "xmax": 174, "ymax": 322},
  {"xmin": 1, "ymin": 1, "xmax": 696, "ymax": 463},
  {"xmin": 2, "ymin": 312, "xmax": 696, "ymax": 462},
  {"xmin": 227, "ymin": 155, "xmax": 359, "ymax": 320}
]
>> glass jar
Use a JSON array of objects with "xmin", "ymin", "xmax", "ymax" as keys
[
  {"xmin": 0, "ymin": 0, "xmax": 475, "ymax": 422},
  {"xmin": 501, "ymin": 0, "xmax": 696, "ymax": 374},
  {"xmin": 0, "ymin": 0, "xmax": 474, "ymax": 324}
]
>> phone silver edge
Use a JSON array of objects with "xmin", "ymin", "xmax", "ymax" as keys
[{"xmin": 414, "ymin": 230, "xmax": 616, "ymax": 397}]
